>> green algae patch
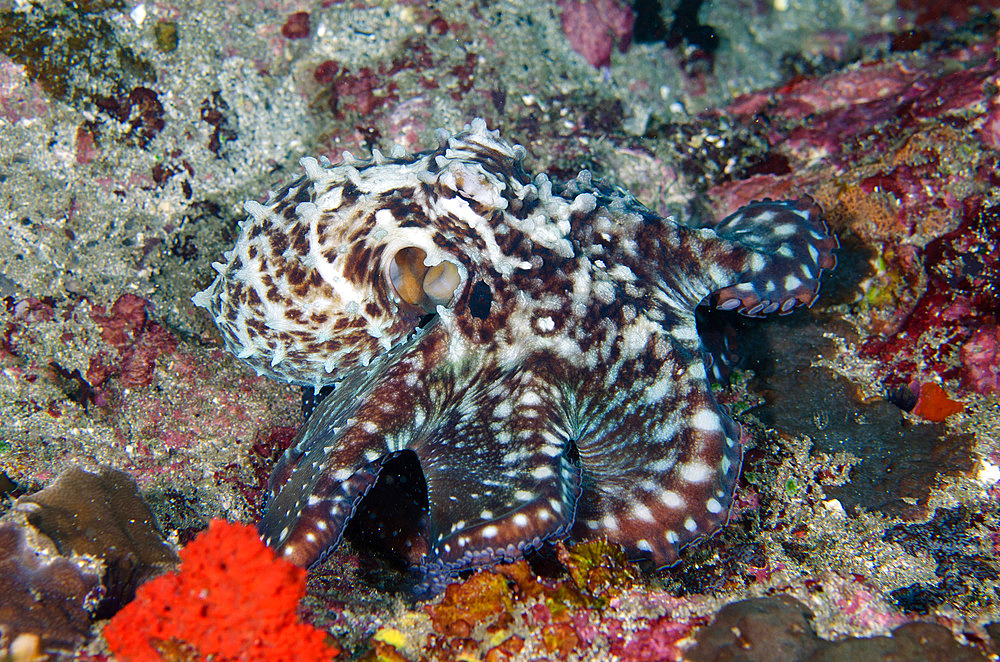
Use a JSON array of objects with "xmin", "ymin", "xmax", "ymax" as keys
[
  {"xmin": 153, "ymin": 20, "xmax": 179, "ymax": 53},
  {"xmin": 0, "ymin": 2, "xmax": 154, "ymax": 105},
  {"xmin": 558, "ymin": 539, "xmax": 639, "ymax": 608}
]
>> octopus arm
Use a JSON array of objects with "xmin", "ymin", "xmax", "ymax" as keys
[
  {"xmin": 412, "ymin": 362, "xmax": 583, "ymax": 576},
  {"xmin": 570, "ymin": 341, "xmax": 742, "ymax": 567},
  {"xmin": 259, "ymin": 416, "xmax": 397, "ymax": 567},
  {"xmin": 658, "ymin": 197, "xmax": 838, "ymax": 317},
  {"xmin": 258, "ymin": 337, "xmax": 426, "ymax": 567},
  {"xmin": 259, "ymin": 338, "xmax": 585, "ymax": 575}
]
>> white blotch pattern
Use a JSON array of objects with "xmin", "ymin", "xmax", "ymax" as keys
[{"xmin": 201, "ymin": 118, "xmax": 837, "ymax": 584}]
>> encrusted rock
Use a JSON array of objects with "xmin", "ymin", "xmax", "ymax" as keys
[
  {"xmin": 11, "ymin": 466, "xmax": 179, "ymax": 616},
  {"xmin": 0, "ymin": 520, "xmax": 103, "ymax": 656}
]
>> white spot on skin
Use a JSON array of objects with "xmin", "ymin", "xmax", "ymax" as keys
[
  {"xmin": 706, "ymin": 498, "xmax": 723, "ymax": 514},
  {"xmin": 601, "ymin": 514, "xmax": 619, "ymax": 531},
  {"xmin": 514, "ymin": 490, "xmax": 534, "ymax": 501},
  {"xmin": 513, "ymin": 513, "xmax": 530, "ymax": 527},
  {"xmin": 482, "ymin": 525, "xmax": 499, "ymax": 538},
  {"xmin": 531, "ymin": 466, "xmax": 554, "ymax": 479},
  {"xmin": 536, "ymin": 316, "xmax": 555, "ymax": 332},
  {"xmin": 684, "ymin": 517, "xmax": 698, "ymax": 532},
  {"xmin": 773, "ymin": 222, "xmax": 798, "ymax": 238},
  {"xmin": 644, "ymin": 374, "xmax": 672, "ymax": 404},
  {"xmin": 707, "ymin": 263, "xmax": 730, "ymax": 288},
  {"xmin": 540, "ymin": 444, "xmax": 562, "ymax": 457},
  {"xmin": 621, "ymin": 317, "xmax": 658, "ymax": 358},
  {"xmin": 680, "ymin": 461, "xmax": 713, "ymax": 483},
  {"xmin": 638, "ymin": 479, "xmax": 660, "ymax": 492},
  {"xmin": 671, "ymin": 323, "xmax": 699, "ymax": 341},
  {"xmin": 609, "ymin": 265, "xmax": 636, "ymax": 282},
  {"xmin": 649, "ymin": 458, "xmax": 674, "ymax": 472},
  {"xmin": 691, "ymin": 409, "xmax": 721, "ymax": 431},
  {"xmin": 494, "ymin": 400, "xmax": 513, "ymax": 419},
  {"xmin": 502, "ymin": 450, "xmax": 528, "ymax": 464},
  {"xmin": 660, "ymin": 491, "xmax": 685, "ymax": 508},
  {"xmin": 519, "ymin": 391, "xmax": 542, "ymax": 406},
  {"xmin": 631, "ymin": 502, "xmax": 655, "ymax": 522},
  {"xmin": 593, "ymin": 281, "xmax": 615, "ymax": 303}
]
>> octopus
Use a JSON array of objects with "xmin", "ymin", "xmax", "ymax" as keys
[{"xmin": 193, "ymin": 119, "xmax": 837, "ymax": 590}]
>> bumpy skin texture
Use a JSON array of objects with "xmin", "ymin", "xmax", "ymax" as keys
[{"xmin": 194, "ymin": 119, "xmax": 837, "ymax": 587}]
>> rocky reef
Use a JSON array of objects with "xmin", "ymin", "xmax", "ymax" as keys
[{"xmin": 1, "ymin": 0, "xmax": 999, "ymax": 659}]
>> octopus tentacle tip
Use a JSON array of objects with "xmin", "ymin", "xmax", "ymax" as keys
[{"xmin": 197, "ymin": 119, "xmax": 837, "ymax": 594}]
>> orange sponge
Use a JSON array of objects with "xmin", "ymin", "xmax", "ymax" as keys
[
  {"xmin": 911, "ymin": 382, "xmax": 964, "ymax": 422},
  {"xmin": 104, "ymin": 519, "xmax": 338, "ymax": 661}
]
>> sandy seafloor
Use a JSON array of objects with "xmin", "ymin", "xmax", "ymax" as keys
[{"xmin": 1, "ymin": 0, "xmax": 1000, "ymax": 659}]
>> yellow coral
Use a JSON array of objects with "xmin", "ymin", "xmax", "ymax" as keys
[{"xmin": 373, "ymin": 627, "xmax": 407, "ymax": 649}]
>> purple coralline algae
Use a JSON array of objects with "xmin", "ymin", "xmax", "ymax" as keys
[{"xmin": 557, "ymin": 0, "xmax": 636, "ymax": 69}]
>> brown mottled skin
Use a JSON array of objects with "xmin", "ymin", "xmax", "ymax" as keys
[{"xmin": 194, "ymin": 119, "xmax": 837, "ymax": 592}]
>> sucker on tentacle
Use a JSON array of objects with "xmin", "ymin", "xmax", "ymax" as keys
[{"xmin": 193, "ymin": 118, "xmax": 837, "ymax": 591}]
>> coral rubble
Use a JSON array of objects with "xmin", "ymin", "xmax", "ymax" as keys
[
  {"xmin": 687, "ymin": 596, "xmax": 987, "ymax": 661},
  {"xmin": 11, "ymin": 465, "xmax": 178, "ymax": 616},
  {"xmin": 0, "ymin": 520, "xmax": 103, "ymax": 657}
]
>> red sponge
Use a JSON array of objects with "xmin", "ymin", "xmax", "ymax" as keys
[{"xmin": 104, "ymin": 520, "xmax": 338, "ymax": 661}]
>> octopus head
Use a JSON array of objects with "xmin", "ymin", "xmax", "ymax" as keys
[{"xmin": 192, "ymin": 121, "xmax": 525, "ymax": 388}]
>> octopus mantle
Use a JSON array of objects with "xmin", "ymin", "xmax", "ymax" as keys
[{"xmin": 194, "ymin": 119, "xmax": 837, "ymax": 589}]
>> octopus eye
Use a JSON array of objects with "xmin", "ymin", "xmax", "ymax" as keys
[
  {"xmin": 423, "ymin": 261, "xmax": 461, "ymax": 305},
  {"xmin": 387, "ymin": 247, "xmax": 461, "ymax": 311},
  {"xmin": 388, "ymin": 247, "xmax": 427, "ymax": 306},
  {"xmin": 469, "ymin": 281, "xmax": 492, "ymax": 320}
]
